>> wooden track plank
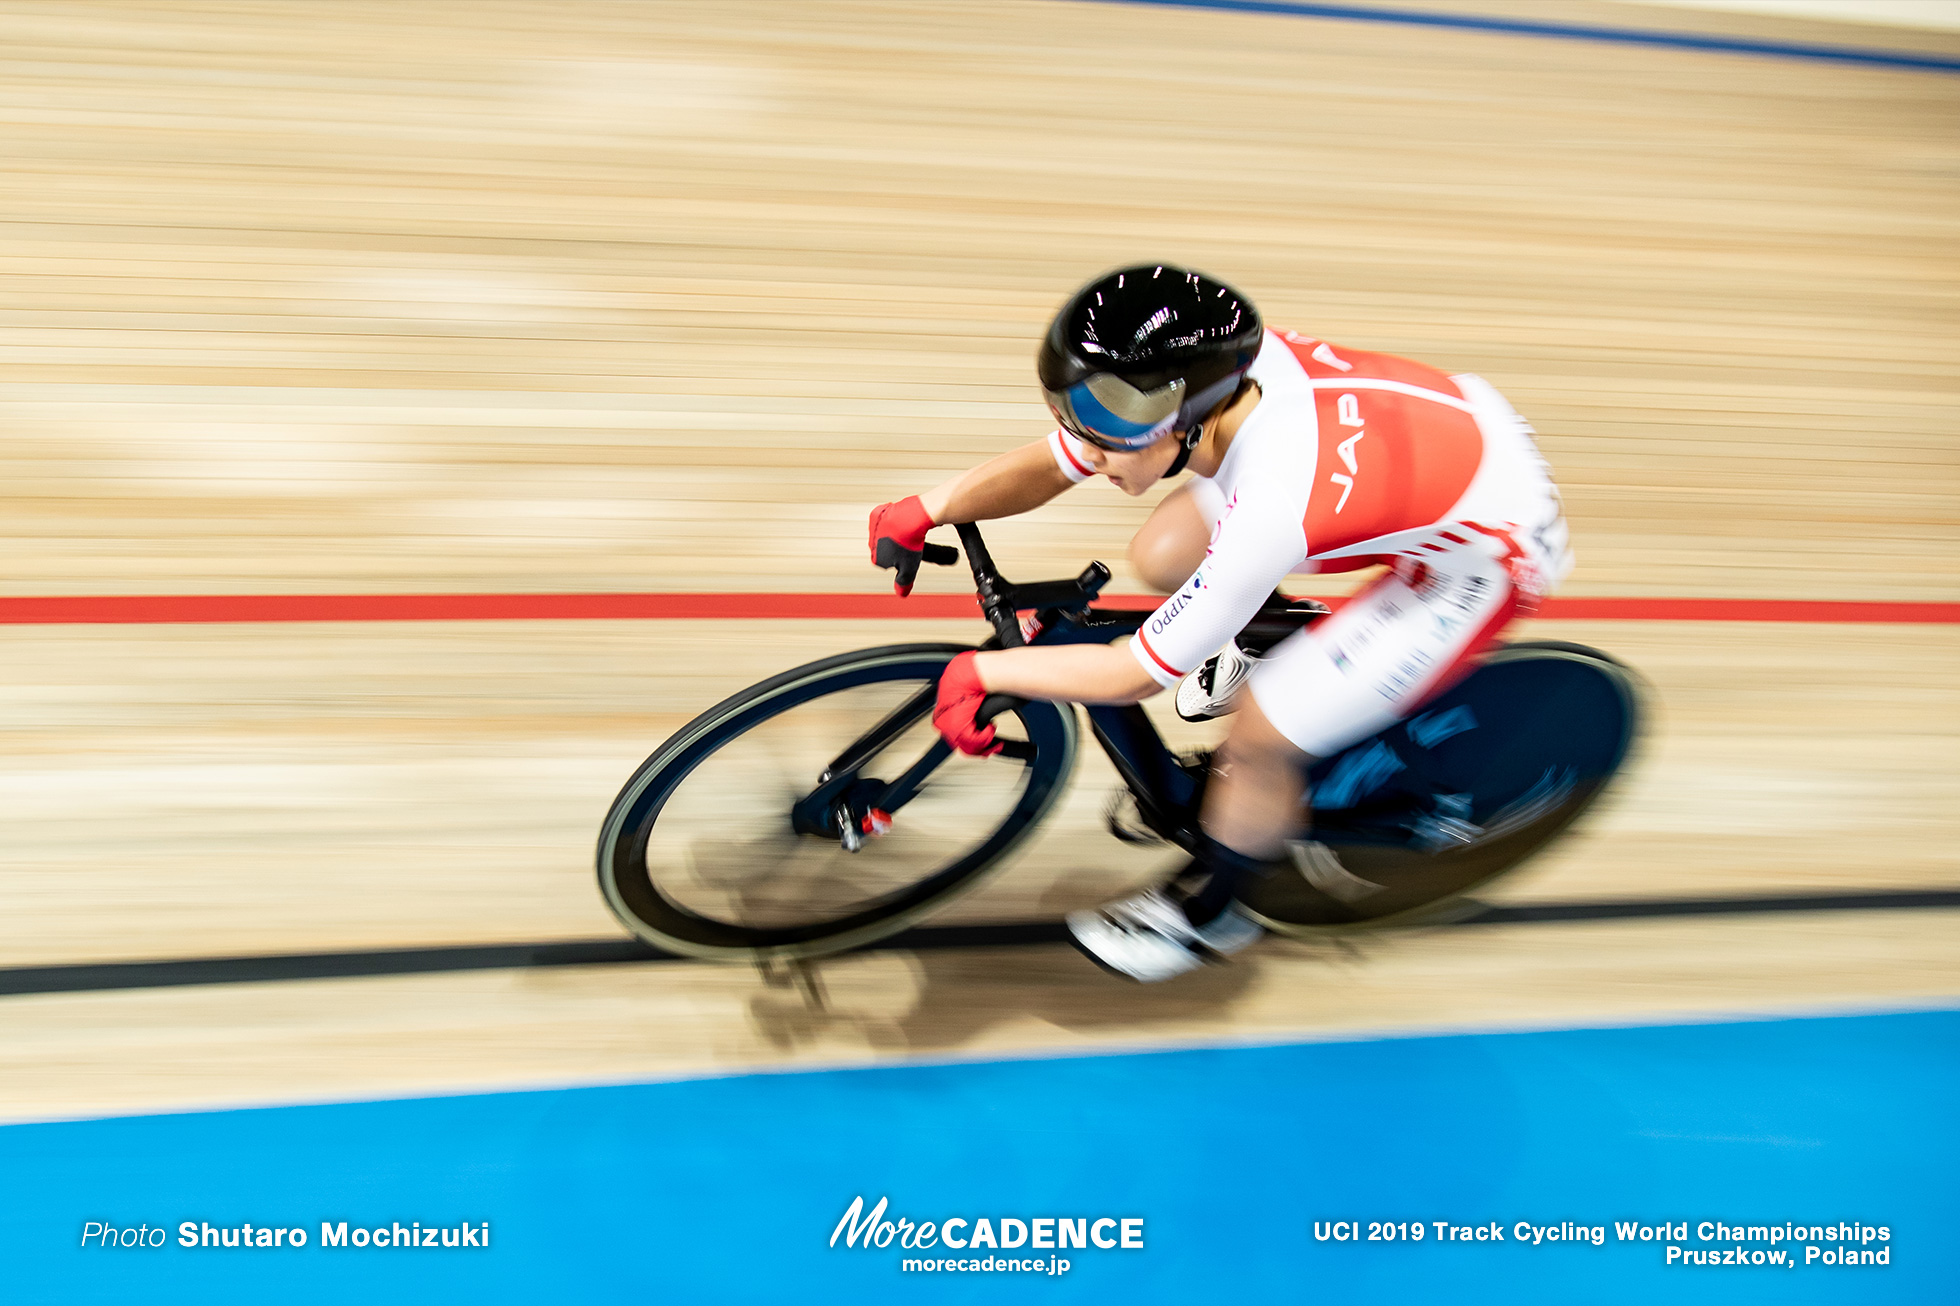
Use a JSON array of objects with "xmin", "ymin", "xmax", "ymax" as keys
[
  {"xmin": 0, "ymin": 911, "xmax": 1952, "ymax": 1125},
  {"xmin": 0, "ymin": 0, "xmax": 1954, "ymax": 1116},
  {"xmin": 0, "ymin": 0, "xmax": 1953, "ymax": 601},
  {"xmin": 1, "ymin": 620, "xmax": 1951, "ymax": 968}
]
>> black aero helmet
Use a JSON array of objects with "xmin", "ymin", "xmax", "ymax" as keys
[{"xmin": 1038, "ymin": 264, "xmax": 1263, "ymax": 452}]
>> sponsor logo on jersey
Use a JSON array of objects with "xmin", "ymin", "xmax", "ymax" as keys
[{"xmin": 1147, "ymin": 570, "xmax": 1207, "ymax": 636}]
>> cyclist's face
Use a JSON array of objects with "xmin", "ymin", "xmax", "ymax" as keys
[{"xmin": 1076, "ymin": 433, "xmax": 1182, "ymax": 496}]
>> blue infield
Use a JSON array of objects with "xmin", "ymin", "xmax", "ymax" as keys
[{"xmin": 4, "ymin": 1007, "xmax": 1953, "ymax": 1303}]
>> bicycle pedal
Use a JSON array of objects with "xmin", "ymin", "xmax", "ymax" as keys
[
  {"xmin": 859, "ymin": 808, "xmax": 893, "ymax": 838},
  {"xmin": 835, "ymin": 799, "xmax": 864, "ymax": 853},
  {"xmin": 1104, "ymin": 789, "xmax": 1167, "ymax": 845}
]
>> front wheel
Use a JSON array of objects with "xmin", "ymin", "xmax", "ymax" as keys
[{"xmin": 597, "ymin": 643, "xmax": 1077, "ymax": 961}]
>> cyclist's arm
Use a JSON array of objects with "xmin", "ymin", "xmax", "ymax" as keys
[
  {"xmin": 971, "ymin": 502, "xmax": 1304, "ymax": 706},
  {"xmin": 972, "ymin": 642, "xmax": 1161, "ymax": 705},
  {"xmin": 970, "ymin": 483, "xmax": 1306, "ymax": 706},
  {"xmin": 1127, "ymin": 487, "xmax": 1307, "ymax": 691},
  {"xmin": 921, "ymin": 438, "xmax": 1075, "ymax": 524}
]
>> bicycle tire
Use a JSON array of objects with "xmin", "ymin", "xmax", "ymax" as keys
[
  {"xmin": 1242, "ymin": 642, "xmax": 1643, "ymax": 934},
  {"xmin": 597, "ymin": 642, "xmax": 1077, "ymax": 961}
]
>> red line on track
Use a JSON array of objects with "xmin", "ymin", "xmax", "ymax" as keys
[
  {"xmin": 1535, "ymin": 598, "xmax": 1960, "ymax": 623},
  {"xmin": 0, "ymin": 593, "xmax": 1955, "ymax": 626},
  {"xmin": 0, "ymin": 593, "xmax": 982, "ymax": 624}
]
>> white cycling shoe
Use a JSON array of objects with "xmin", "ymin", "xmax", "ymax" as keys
[
  {"xmin": 1066, "ymin": 888, "xmax": 1263, "ymax": 983},
  {"xmin": 1174, "ymin": 640, "xmax": 1257, "ymax": 722}
]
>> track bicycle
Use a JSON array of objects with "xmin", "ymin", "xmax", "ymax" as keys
[{"xmin": 597, "ymin": 524, "xmax": 1640, "ymax": 963}]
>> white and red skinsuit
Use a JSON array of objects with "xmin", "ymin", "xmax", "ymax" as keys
[{"xmin": 1048, "ymin": 329, "xmax": 1572, "ymax": 756}]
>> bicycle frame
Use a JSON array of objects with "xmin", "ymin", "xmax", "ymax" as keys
[
  {"xmin": 787, "ymin": 522, "xmax": 1202, "ymax": 852},
  {"xmin": 603, "ymin": 528, "xmax": 1638, "ymax": 956}
]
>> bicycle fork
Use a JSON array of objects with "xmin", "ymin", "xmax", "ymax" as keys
[{"xmin": 786, "ymin": 674, "xmax": 1028, "ymax": 851}]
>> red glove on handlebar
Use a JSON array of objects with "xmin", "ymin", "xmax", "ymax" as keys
[
  {"xmin": 868, "ymin": 495, "xmax": 935, "ymax": 597},
  {"xmin": 933, "ymin": 651, "xmax": 1001, "ymax": 757}
]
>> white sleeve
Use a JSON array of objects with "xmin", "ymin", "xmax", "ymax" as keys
[
  {"xmin": 1128, "ymin": 487, "xmax": 1308, "ymax": 688},
  {"xmin": 1047, "ymin": 428, "xmax": 1095, "ymax": 483}
]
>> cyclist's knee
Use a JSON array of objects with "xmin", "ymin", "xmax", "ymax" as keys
[
  {"xmin": 1128, "ymin": 492, "xmax": 1209, "ymax": 592},
  {"xmin": 1129, "ymin": 535, "xmax": 1186, "ymax": 593}
]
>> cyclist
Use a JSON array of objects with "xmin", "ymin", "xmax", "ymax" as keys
[{"xmin": 867, "ymin": 264, "xmax": 1571, "ymax": 981}]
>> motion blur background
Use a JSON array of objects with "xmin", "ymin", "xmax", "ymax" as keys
[{"xmin": 0, "ymin": 0, "xmax": 1955, "ymax": 1130}]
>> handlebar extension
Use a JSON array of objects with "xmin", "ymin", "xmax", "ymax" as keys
[{"xmin": 976, "ymin": 693, "xmax": 1022, "ymax": 726}]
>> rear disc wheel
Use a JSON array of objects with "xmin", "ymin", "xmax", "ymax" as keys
[{"xmin": 1242, "ymin": 642, "xmax": 1642, "ymax": 934}]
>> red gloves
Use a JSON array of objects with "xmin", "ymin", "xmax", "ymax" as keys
[
  {"xmin": 933, "ymin": 651, "xmax": 1001, "ymax": 757},
  {"xmin": 868, "ymin": 496, "xmax": 935, "ymax": 596}
]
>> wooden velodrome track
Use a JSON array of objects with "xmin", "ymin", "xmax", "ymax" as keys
[{"xmin": 1, "ymin": 0, "xmax": 1956, "ymax": 1123}]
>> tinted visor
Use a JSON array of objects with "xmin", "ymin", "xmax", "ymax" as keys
[{"xmin": 1041, "ymin": 373, "xmax": 1185, "ymax": 451}]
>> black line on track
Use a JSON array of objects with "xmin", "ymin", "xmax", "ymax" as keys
[{"xmin": 5, "ymin": 889, "xmax": 1957, "ymax": 999}]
